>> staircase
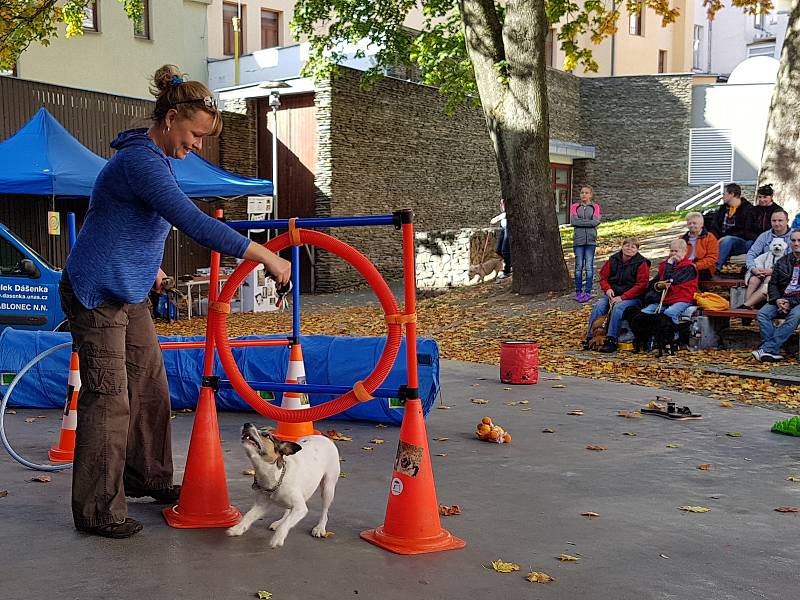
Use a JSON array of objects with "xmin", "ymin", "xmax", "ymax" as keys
[{"xmin": 675, "ymin": 181, "xmax": 724, "ymax": 211}]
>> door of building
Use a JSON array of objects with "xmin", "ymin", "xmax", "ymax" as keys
[{"xmin": 551, "ymin": 163, "xmax": 572, "ymax": 225}]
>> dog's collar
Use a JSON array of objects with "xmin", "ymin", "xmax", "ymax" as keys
[{"xmin": 252, "ymin": 462, "xmax": 287, "ymax": 496}]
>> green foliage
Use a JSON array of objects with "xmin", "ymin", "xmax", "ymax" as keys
[
  {"xmin": 559, "ymin": 210, "xmax": 690, "ymax": 248},
  {"xmin": 0, "ymin": 0, "xmax": 143, "ymax": 71},
  {"xmin": 292, "ymin": 0, "xmax": 765, "ymax": 110}
]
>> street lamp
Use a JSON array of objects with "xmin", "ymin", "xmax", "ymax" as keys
[{"xmin": 259, "ymin": 80, "xmax": 291, "ymax": 224}]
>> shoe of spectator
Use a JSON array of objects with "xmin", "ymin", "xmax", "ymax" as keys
[
  {"xmin": 751, "ymin": 349, "xmax": 763, "ymax": 361},
  {"xmin": 760, "ymin": 351, "xmax": 784, "ymax": 362},
  {"xmin": 496, "ymin": 272, "xmax": 510, "ymax": 281},
  {"xmin": 575, "ymin": 292, "xmax": 583, "ymax": 302},
  {"xmin": 598, "ymin": 338, "xmax": 618, "ymax": 353}
]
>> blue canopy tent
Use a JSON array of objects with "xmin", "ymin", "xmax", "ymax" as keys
[{"xmin": 0, "ymin": 107, "xmax": 273, "ymax": 198}]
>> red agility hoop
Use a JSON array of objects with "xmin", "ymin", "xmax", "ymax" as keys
[{"xmin": 208, "ymin": 228, "xmax": 403, "ymax": 423}]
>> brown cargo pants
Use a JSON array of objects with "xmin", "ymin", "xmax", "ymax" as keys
[{"xmin": 59, "ymin": 275, "xmax": 174, "ymax": 528}]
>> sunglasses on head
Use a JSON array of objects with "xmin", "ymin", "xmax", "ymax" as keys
[{"xmin": 173, "ymin": 96, "xmax": 218, "ymax": 110}]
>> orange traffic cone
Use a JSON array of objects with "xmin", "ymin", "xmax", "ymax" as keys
[
  {"xmin": 162, "ymin": 383, "xmax": 241, "ymax": 528},
  {"xmin": 361, "ymin": 398, "xmax": 465, "ymax": 554},
  {"xmin": 273, "ymin": 342, "xmax": 320, "ymax": 442},
  {"xmin": 49, "ymin": 350, "xmax": 80, "ymax": 462}
]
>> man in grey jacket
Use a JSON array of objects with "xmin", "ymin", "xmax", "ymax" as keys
[
  {"xmin": 743, "ymin": 210, "xmax": 792, "ymax": 307},
  {"xmin": 752, "ymin": 229, "xmax": 800, "ymax": 362}
]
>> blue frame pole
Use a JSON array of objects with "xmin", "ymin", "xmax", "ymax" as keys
[
  {"xmin": 292, "ymin": 245, "xmax": 300, "ymax": 339},
  {"xmin": 226, "ymin": 215, "xmax": 396, "ymax": 231},
  {"xmin": 67, "ymin": 212, "xmax": 77, "ymax": 251},
  {"xmin": 219, "ymin": 380, "xmax": 401, "ymax": 399}
]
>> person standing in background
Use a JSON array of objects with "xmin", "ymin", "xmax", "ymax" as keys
[
  {"xmin": 570, "ymin": 186, "xmax": 601, "ymax": 302},
  {"xmin": 491, "ymin": 199, "xmax": 511, "ymax": 280}
]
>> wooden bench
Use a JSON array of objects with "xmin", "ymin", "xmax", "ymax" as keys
[
  {"xmin": 699, "ymin": 278, "xmax": 745, "ymax": 290},
  {"xmin": 702, "ymin": 308, "xmax": 758, "ymax": 321}
]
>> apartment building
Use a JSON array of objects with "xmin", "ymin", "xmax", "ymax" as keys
[{"xmin": 13, "ymin": 0, "xmax": 211, "ymax": 99}]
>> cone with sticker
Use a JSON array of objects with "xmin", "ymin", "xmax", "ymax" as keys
[
  {"xmin": 48, "ymin": 349, "xmax": 80, "ymax": 462},
  {"xmin": 273, "ymin": 342, "xmax": 320, "ymax": 441},
  {"xmin": 361, "ymin": 397, "xmax": 465, "ymax": 554}
]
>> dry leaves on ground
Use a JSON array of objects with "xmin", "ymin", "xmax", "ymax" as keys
[
  {"xmin": 697, "ymin": 463, "xmax": 712, "ymax": 470},
  {"xmin": 775, "ymin": 507, "xmax": 800, "ymax": 513},
  {"xmin": 30, "ymin": 475, "xmax": 52, "ymax": 483},
  {"xmin": 568, "ymin": 410, "xmax": 584, "ymax": 416},
  {"xmin": 490, "ymin": 560, "xmax": 520, "ymax": 573},
  {"xmin": 439, "ymin": 504, "xmax": 462, "ymax": 516},
  {"xmin": 586, "ymin": 445, "xmax": 607, "ymax": 451},
  {"xmin": 0, "ymin": 490, "xmax": 8, "ymax": 498},
  {"xmin": 325, "ymin": 430, "xmax": 352, "ymax": 442},
  {"xmin": 557, "ymin": 553, "xmax": 579, "ymax": 561},
  {"xmin": 679, "ymin": 505, "xmax": 710, "ymax": 513},
  {"xmin": 581, "ymin": 511, "xmax": 600, "ymax": 518},
  {"xmin": 526, "ymin": 571, "xmax": 554, "ymax": 584}
]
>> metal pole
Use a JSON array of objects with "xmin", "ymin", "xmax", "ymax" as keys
[{"xmin": 67, "ymin": 212, "xmax": 77, "ymax": 251}]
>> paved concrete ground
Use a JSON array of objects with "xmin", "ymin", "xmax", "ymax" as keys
[{"xmin": 2, "ymin": 360, "xmax": 800, "ymax": 600}]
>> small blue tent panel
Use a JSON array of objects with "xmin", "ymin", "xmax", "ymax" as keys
[
  {"xmin": 0, "ymin": 330, "xmax": 439, "ymax": 425},
  {"xmin": 170, "ymin": 153, "xmax": 273, "ymax": 197},
  {"xmin": 0, "ymin": 108, "xmax": 274, "ymax": 198},
  {"xmin": 0, "ymin": 108, "xmax": 107, "ymax": 196}
]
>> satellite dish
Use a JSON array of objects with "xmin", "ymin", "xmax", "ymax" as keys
[{"xmin": 728, "ymin": 56, "xmax": 780, "ymax": 84}]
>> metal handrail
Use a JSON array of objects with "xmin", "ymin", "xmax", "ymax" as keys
[{"xmin": 675, "ymin": 181, "xmax": 724, "ymax": 211}]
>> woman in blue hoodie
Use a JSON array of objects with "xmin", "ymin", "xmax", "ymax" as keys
[{"xmin": 60, "ymin": 65, "xmax": 290, "ymax": 539}]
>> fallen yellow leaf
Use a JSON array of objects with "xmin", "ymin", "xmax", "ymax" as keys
[
  {"xmin": 786, "ymin": 476, "xmax": 800, "ymax": 482},
  {"xmin": 557, "ymin": 553, "xmax": 579, "ymax": 561},
  {"xmin": 322, "ymin": 531, "xmax": 335, "ymax": 538},
  {"xmin": 369, "ymin": 439, "xmax": 385, "ymax": 444},
  {"xmin": 526, "ymin": 571, "xmax": 554, "ymax": 583},
  {"xmin": 491, "ymin": 560, "xmax": 520, "ymax": 573},
  {"xmin": 568, "ymin": 410, "xmax": 584, "ymax": 416},
  {"xmin": 622, "ymin": 432, "xmax": 638, "ymax": 436},
  {"xmin": 552, "ymin": 384, "xmax": 566, "ymax": 389},
  {"xmin": 471, "ymin": 398, "xmax": 489, "ymax": 405},
  {"xmin": 435, "ymin": 453, "xmax": 448, "ymax": 457},
  {"xmin": 586, "ymin": 445, "xmax": 607, "ymax": 451},
  {"xmin": 542, "ymin": 428, "xmax": 557, "ymax": 433},
  {"xmin": 256, "ymin": 591, "xmax": 272, "ymax": 599},
  {"xmin": 361, "ymin": 446, "xmax": 374, "ymax": 451},
  {"xmin": 433, "ymin": 437, "xmax": 449, "ymax": 442},
  {"xmin": 719, "ymin": 401, "xmax": 734, "ymax": 408},
  {"xmin": 436, "ymin": 405, "xmax": 452, "ymax": 410},
  {"xmin": 375, "ymin": 424, "xmax": 388, "ymax": 428},
  {"xmin": 30, "ymin": 475, "xmax": 52, "ymax": 483},
  {"xmin": 666, "ymin": 443, "xmax": 680, "ymax": 448},
  {"xmin": 581, "ymin": 511, "xmax": 600, "ymax": 518},
  {"xmin": 339, "ymin": 472, "xmax": 348, "ymax": 478},
  {"xmin": 325, "ymin": 430, "xmax": 352, "ymax": 442},
  {"xmin": 242, "ymin": 469, "xmax": 255, "ymax": 476},
  {"xmin": 726, "ymin": 432, "xmax": 742, "ymax": 437},
  {"xmin": 678, "ymin": 505, "xmax": 710, "ymax": 513},
  {"xmin": 697, "ymin": 463, "xmax": 712, "ymax": 470}
]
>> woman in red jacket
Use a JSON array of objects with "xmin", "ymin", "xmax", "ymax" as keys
[{"xmin": 640, "ymin": 239, "xmax": 698, "ymax": 324}]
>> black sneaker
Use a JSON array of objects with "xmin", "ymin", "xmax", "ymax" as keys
[
  {"xmin": 77, "ymin": 517, "xmax": 143, "ymax": 539},
  {"xmin": 598, "ymin": 338, "xmax": 618, "ymax": 353},
  {"xmin": 126, "ymin": 485, "xmax": 181, "ymax": 504},
  {"xmin": 581, "ymin": 340, "xmax": 591, "ymax": 351}
]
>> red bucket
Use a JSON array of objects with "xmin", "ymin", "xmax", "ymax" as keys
[{"xmin": 499, "ymin": 341, "xmax": 539, "ymax": 385}]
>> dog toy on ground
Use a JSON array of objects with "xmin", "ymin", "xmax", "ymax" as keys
[
  {"xmin": 641, "ymin": 398, "xmax": 702, "ymax": 420},
  {"xmin": 772, "ymin": 416, "xmax": 800, "ymax": 437},
  {"xmin": 475, "ymin": 417, "xmax": 512, "ymax": 443}
]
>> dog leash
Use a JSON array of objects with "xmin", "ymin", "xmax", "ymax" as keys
[{"xmin": 252, "ymin": 462, "xmax": 287, "ymax": 497}]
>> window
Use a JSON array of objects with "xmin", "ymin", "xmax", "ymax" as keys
[
  {"xmin": 261, "ymin": 9, "xmax": 280, "ymax": 49},
  {"xmin": 693, "ymin": 25, "xmax": 703, "ymax": 70},
  {"xmin": 0, "ymin": 238, "xmax": 31, "ymax": 277},
  {"xmin": 544, "ymin": 28, "xmax": 555, "ymax": 68},
  {"xmin": 754, "ymin": 11, "xmax": 766, "ymax": 30},
  {"xmin": 629, "ymin": 3, "xmax": 643, "ymax": 36},
  {"xmin": 658, "ymin": 49, "xmax": 667, "ymax": 73},
  {"xmin": 223, "ymin": 2, "xmax": 246, "ymax": 56},
  {"xmin": 748, "ymin": 43, "xmax": 776, "ymax": 57},
  {"xmin": 82, "ymin": 1, "xmax": 99, "ymax": 32},
  {"xmin": 133, "ymin": 0, "xmax": 150, "ymax": 39}
]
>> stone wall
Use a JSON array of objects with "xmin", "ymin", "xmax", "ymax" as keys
[
  {"xmin": 314, "ymin": 67, "xmax": 584, "ymax": 292},
  {"xmin": 578, "ymin": 75, "xmax": 704, "ymax": 220},
  {"xmin": 218, "ymin": 98, "xmax": 259, "ymax": 221}
]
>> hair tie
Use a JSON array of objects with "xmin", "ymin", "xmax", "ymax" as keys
[{"xmin": 171, "ymin": 75, "xmax": 185, "ymax": 87}]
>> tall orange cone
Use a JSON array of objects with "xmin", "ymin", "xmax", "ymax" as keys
[
  {"xmin": 273, "ymin": 342, "xmax": 320, "ymax": 441},
  {"xmin": 49, "ymin": 349, "xmax": 80, "ymax": 462},
  {"xmin": 360, "ymin": 397, "xmax": 465, "ymax": 554},
  {"xmin": 162, "ymin": 380, "xmax": 241, "ymax": 528}
]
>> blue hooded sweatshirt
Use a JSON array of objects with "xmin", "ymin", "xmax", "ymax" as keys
[{"xmin": 65, "ymin": 129, "xmax": 251, "ymax": 309}]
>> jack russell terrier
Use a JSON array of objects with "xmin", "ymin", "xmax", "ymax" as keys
[{"xmin": 226, "ymin": 423, "xmax": 340, "ymax": 548}]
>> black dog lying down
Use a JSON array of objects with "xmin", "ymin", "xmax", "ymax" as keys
[{"xmin": 623, "ymin": 307, "xmax": 678, "ymax": 357}]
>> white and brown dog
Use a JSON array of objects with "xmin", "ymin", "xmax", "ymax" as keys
[
  {"xmin": 226, "ymin": 423, "xmax": 340, "ymax": 548},
  {"xmin": 745, "ymin": 238, "xmax": 788, "ymax": 294}
]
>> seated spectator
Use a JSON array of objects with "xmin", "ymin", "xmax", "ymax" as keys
[
  {"xmin": 743, "ymin": 210, "xmax": 792, "ymax": 308},
  {"xmin": 708, "ymin": 183, "xmax": 754, "ymax": 271},
  {"xmin": 752, "ymin": 230, "xmax": 800, "ymax": 362},
  {"xmin": 745, "ymin": 184, "xmax": 783, "ymax": 241},
  {"xmin": 640, "ymin": 239, "xmax": 699, "ymax": 324},
  {"xmin": 682, "ymin": 212, "xmax": 719, "ymax": 280},
  {"xmin": 582, "ymin": 238, "xmax": 650, "ymax": 353}
]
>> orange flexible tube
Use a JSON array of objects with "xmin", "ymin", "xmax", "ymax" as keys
[{"xmin": 209, "ymin": 229, "xmax": 403, "ymax": 422}]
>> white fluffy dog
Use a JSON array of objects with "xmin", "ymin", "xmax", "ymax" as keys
[
  {"xmin": 226, "ymin": 423, "xmax": 340, "ymax": 548},
  {"xmin": 745, "ymin": 238, "xmax": 788, "ymax": 294}
]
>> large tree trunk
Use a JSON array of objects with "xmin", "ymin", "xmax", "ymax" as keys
[
  {"xmin": 759, "ymin": 0, "xmax": 800, "ymax": 218},
  {"xmin": 459, "ymin": 0, "xmax": 571, "ymax": 294}
]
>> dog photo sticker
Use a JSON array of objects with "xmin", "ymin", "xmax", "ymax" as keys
[{"xmin": 393, "ymin": 440, "xmax": 423, "ymax": 478}]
